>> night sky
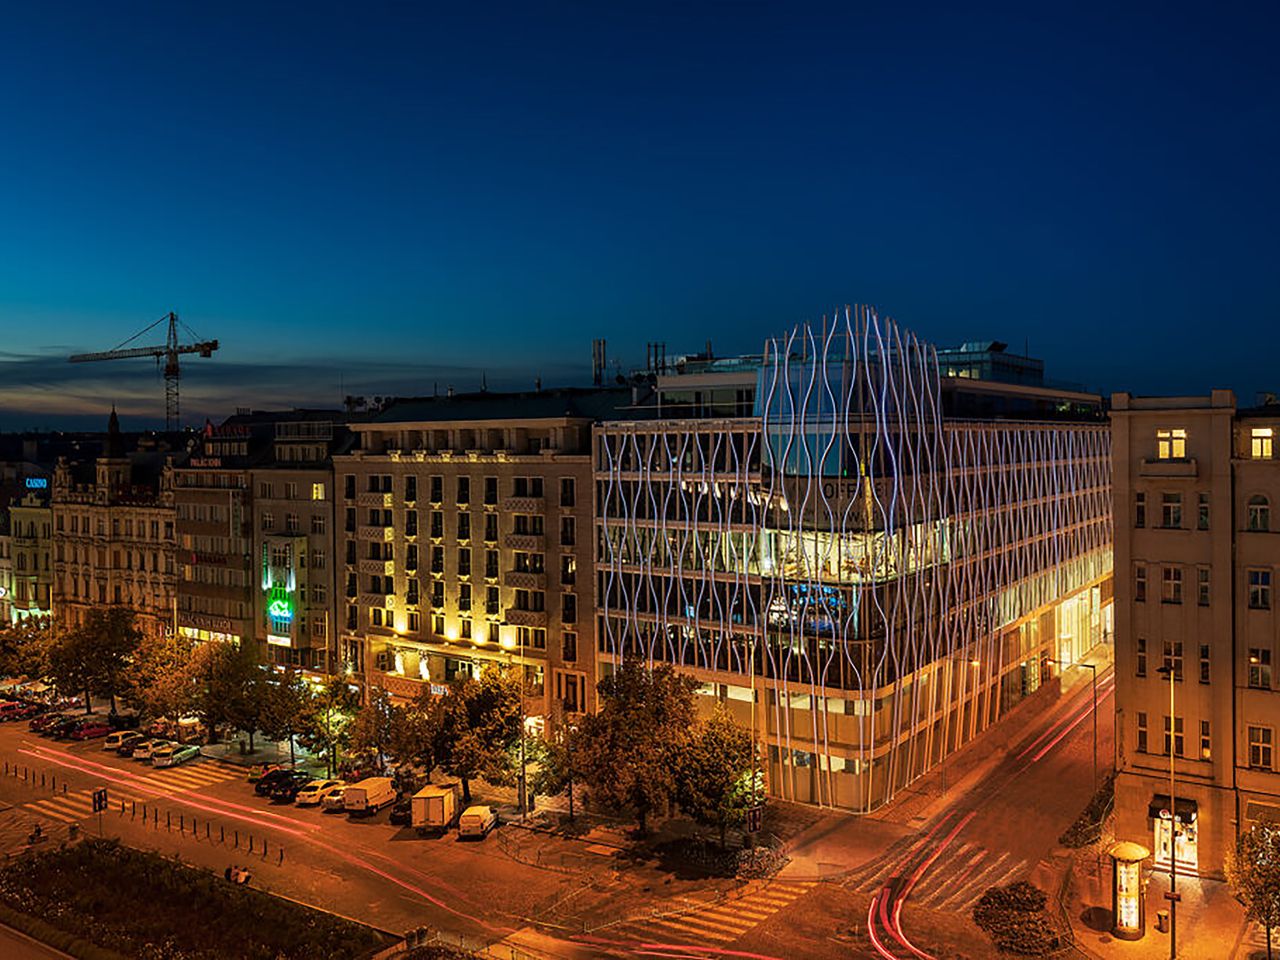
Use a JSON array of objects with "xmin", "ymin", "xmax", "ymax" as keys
[{"xmin": 1, "ymin": 2, "xmax": 1276, "ymax": 429}]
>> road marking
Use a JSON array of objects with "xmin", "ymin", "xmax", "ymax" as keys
[{"xmin": 617, "ymin": 881, "xmax": 811, "ymax": 945}]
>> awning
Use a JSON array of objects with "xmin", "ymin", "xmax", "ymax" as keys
[{"xmin": 1148, "ymin": 795, "xmax": 1198, "ymax": 821}]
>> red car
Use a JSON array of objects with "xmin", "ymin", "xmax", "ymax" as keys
[{"xmin": 68, "ymin": 720, "xmax": 113, "ymax": 740}]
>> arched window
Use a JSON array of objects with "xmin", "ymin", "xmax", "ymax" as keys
[{"xmin": 1248, "ymin": 495, "xmax": 1270, "ymax": 532}]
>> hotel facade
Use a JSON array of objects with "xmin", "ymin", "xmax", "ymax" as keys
[
  {"xmin": 1112, "ymin": 390, "xmax": 1280, "ymax": 878},
  {"xmin": 596, "ymin": 309, "xmax": 1113, "ymax": 811}
]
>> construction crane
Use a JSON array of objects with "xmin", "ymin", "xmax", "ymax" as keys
[{"xmin": 69, "ymin": 312, "xmax": 218, "ymax": 431}]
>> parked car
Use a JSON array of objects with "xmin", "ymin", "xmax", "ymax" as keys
[
  {"xmin": 344, "ymin": 777, "xmax": 397, "ymax": 816},
  {"xmin": 119, "ymin": 736, "xmax": 159, "ymax": 758},
  {"xmin": 3, "ymin": 702, "xmax": 42, "ymax": 721},
  {"xmin": 152, "ymin": 743, "xmax": 201, "ymax": 768},
  {"xmin": 68, "ymin": 719, "xmax": 113, "ymax": 741},
  {"xmin": 107, "ymin": 712, "xmax": 141, "ymax": 731},
  {"xmin": 320, "ymin": 785, "xmax": 349, "ymax": 812},
  {"xmin": 269, "ymin": 772, "xmax": 315, "ymax": 803},
  {"xmin": 0, "ymin": 701, "xmax": 27, "ymax": 721},
  {"xmin": 132, "ymin": 739, "xmax": 172, "ymax": 761},
  {"xmin": 458, "ymin": 805, "xmax": 498, "ymax": 839},
  {"xmin": 254, "ymin": 768, "xmax": 298, "ymax": 796},
  {"xmin": 389, "ymin": 796, "xmax": 412, "ymax": 826},
  {"xmin": 294, "ymin": 779, "xmax": 343, "ymax": 807},
  {"xmin": 30, "ymin": 713, "xmax": 68, "ymax": 734},
  {"xmin": 104, "ymin": 730, "xmax": 145, "ymax": 752},
  {"xmin": 247, "ymin": 762, "xmax": 283, "ymax": 783},
  {"xmin": 45, "ymin": 715, "xmax": 84, "ymax": 738}
]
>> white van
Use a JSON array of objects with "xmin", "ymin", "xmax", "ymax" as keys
[
  {"xmin": 412, "ymin": 782, "xmax": 459, "ymax": 835},
  {"xmin": 343, "ymin": 777, "xmax": 397, "ymax": 815},
  {"xmin": 458, "ymin": 805, "xmax": 498, "ymax": 839}
]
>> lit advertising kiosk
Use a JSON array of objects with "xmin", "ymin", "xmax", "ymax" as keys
[{"xmin": 1108, "ymin": 841, "xmax": 1150, "ymax": 940}]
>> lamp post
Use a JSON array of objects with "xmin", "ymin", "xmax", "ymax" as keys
[
  {"xmin": 1156, "ymin": 663, "xmax": 1179, "ymax": 959},
  {"xmin": 1044, "ymin": 656, "xmax": 1099, "ymax": 795},
  {"xmin": 941, "ymin": 652, "xmax": 981, "ymax": 797}
]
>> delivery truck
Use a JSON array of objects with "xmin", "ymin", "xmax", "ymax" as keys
[
  {"xmin": 411, "ymin": 781, "xmax": 460, "ymax": 836},
  {"xmin": 343, "ymin": 776, "xmax": 397, "ymax": 815}
]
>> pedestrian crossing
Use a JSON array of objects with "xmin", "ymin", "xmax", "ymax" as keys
[
  {"xmin": 845, "ymin": 832, "xmax": 1026, "ymax": 912},
  {"xmin": 23, "ymin": 761, "xmax": 242, "ymax": 823},
  {"xmin": 614, "ymin": 879, "xmax": 811, "ymax": 944}
]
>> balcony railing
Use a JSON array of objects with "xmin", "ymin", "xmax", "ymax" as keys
[
  {"xmin": 504, "ymin": 533, "xmax": 543, "ymax": 551},
  {"xmin": 357, "ymin": 525, "xmax": 395, "ymax": 542},
  {"xmin": 501, "ymin": 496, "xmax": 545, "ymax": 513},
  {"xmin": 357, "ymin": 492, "xmax": 394, "ymax": 508},
  {"xmin": 505, "ymin": 570, "xmax": 546, "ymax": 590},
  {"xmin": 358, "ymin": 558, "xmax": 396, "ymax": 576},
  {"xmin": 505, "ymin": 607, "xmax": 547, "ymax": 627}
]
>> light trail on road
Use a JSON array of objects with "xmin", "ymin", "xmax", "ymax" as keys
[{"xmin": 866, "ymin": 667, "xmax": 1114, "ymax": 959}]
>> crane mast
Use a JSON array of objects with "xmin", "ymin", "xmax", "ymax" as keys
[{"xmin": 68, "ymin": 312, "xmax": 219, "ymax": 430}]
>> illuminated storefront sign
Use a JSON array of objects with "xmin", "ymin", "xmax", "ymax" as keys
[
  {"xmin": 267, "ymin": 599, "xmax": 293, "ymax": 620},
  {"xmin": 24, "ymin": 477, "xmax": 47, "ymax": 489},
  {"xmin": 267, "ymin": 634, "xmax": 292, "ymax": 647}
]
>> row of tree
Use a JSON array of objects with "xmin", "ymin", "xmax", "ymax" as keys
[{"xmin": 0, "ymin": 613, "xmax": 760, "ymax": 844}]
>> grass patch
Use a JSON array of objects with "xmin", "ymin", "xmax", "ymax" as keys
[
  {"xmin": 0, "ymin": 840, "xmax": 390, "ymax": 960},
  {"xmin": 1058, "ymin": 772, "xmax": 1115, "ymax": 848}
]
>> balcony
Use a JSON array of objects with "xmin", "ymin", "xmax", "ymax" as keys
[
  {"xmin": 1139, "ymin": 458, "xmax": 1198, "ymax": 479},
  {"xmin": 359, "ymin": 592, "xmax": 396, "ymax": 608},
  {"xmin": 505, "ymin": 570, "xmax": 546, "ymax": 590},
  {"xmin": 504, "ymin": 533, "xmax": 543, "ymax": 551},
  {"xmin": 357, "ymin": 491, "xmax": 394, "ymax": 508},
  {"xmin": 501, "ymin": 496, "xmax": 545, "ymax": 513},
  {"xmin": 357, "ymin": 525, "xmax": 395, "ymax": 542},
  {"xmin": 358, "ymin": 558, "xmax": 396, "ymax": 576},
  {"xmin": 505, "ymin": 607, "xmax": 547, "ymax": 627}
]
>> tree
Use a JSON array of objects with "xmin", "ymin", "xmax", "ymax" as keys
[
  {"xmin": 126, "ymin": 631, "xmax": 198, "ymax": 723},
  {"xmin": 1226, "ymin": 821, "xmax": 1280, "ymax": 959},
  {"xmin": 391, "ymin": 695, "xmax": 445, "ymax": 777},
  {"xmin": 88, "ymin": 608, "xmax": 144, "ymax": 714},
  {"xmin": 214, "ymin": 642, "xmax": 270, "ymax": 753},
  {"xmin": 575, "ymin": 659, "xmax": 699, "ymax": 834},
  {"xmin": 677, "ymin": 708, "xmax": 758, "ymax": 848},
  {"xmin": 46, "ymin": 623, "xmax": 97, "ymax": 713},
  {"xmin": 0, "ymin": 617, "xmax": 52, "ymax": 681},
  {"xmin": 437, "ymin": 667, "xmax": 522, "ymax": 802},
  {"xmin": 298, "ymin": 676, "xmax": 360, "ymax": 777},
  {"xmin": 260, "ymin": 665, "xmax": 310, "ymax": 765},
  {"xmin": 351, "ymin": 685, "xmax": 398, "ymax": 772}
]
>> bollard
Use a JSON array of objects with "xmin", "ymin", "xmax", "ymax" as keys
[
  {"xmin": 262, "ymin": 837, "xmax": 267, "ymax": 857},
  {"xmin": 40, "ymin": 772, "xmax": 44, "ymax": 787},
  {"xmin": 62, "ymin": 783, "xmax": 67, "ymax": 795},
  {"xmin": 206, "ymin": 822, "xmax": 211, "ymax": 840},
  {"xmin": 51, "ymin": 776, "xmax": 55, "ymax": 791},
  {"xmin": 166, "ymin": 811, "xmax": 171, "ymax": 830},
  {"xmin": 179, "ymin": 815, "xmax": 184, "ymax": 833},
  {"xmin": 249, "ymin": 835, "xmax": 254, "ymax": 853},
  {"xmin": 234, "ymin": 829, "xmax": 239, "ymax": 848},
  {"xmin": 278, "ymin": 847, "xmax": 284, "ymax": 865},
  {"xmin": 131, "ymin": 802, "xmax": 136, "ymax": 818},
  {"xmin": 220, "ymin": 825, "xmax": 225, "ymax": 843}
]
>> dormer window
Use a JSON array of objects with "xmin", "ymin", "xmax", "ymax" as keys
[{"xmin": 1156, "ymin": 428, "xmax": 1186, "ymax": 460}]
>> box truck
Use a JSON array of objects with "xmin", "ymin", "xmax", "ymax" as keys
[{"xmin": 411, "ymin": 782, "xmax": 460, "ymax": 835}]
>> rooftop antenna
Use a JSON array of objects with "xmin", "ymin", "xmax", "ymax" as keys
[
  {"xmin": 481, "ymin": 371, "xmax": 488, "ymax": 392},
  {"xmin": 592, "ymin": 339, "xmax": 607, "ymax": 387}
]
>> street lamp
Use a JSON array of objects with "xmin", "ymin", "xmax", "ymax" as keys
[
  {"xmin": 941, "ymin": 652, "xmax": 981, "ymax": 797},
  {"xmin": 1043, "ymin": 656, "xmax": 1099, "ymax": 795},
  {"xmin": 1156, "ymin": 663, "xmax": 1179, "ymax": 960}
]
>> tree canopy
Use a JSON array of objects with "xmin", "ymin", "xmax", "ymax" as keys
[{"xmin": 1227, "ymin": 821, "xmax": 1280, "ymax": 959}]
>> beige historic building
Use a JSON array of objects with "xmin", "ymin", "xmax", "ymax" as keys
[
  {"xmin": 52, "ymin": 412, "xmax": 177, "ymax": 638},
  {"xmin": 1113, "ymin": 390, "xmax": 1280, "ymax": 879},
  {"xmin": 9, "ymin": 490, "xmax": 53, "ymax": 622},
  {"xmin": 336, "ymin": 389, "xmax": 630, "ymax": 729}
]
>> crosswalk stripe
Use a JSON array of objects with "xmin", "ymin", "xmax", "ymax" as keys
[
  {"xmin": 647, "ymin": 915, "xmax": 740, "ymax": 941},
  {"xmin": 696, "ymin": 904, "xmax": 769, "ymax": 923},
  {"xmin": 29, "ymin": 799, "xmax": 88, "ymax": 821},
  {"xmin": 919, "ymin": 849, "xmax": 988, "ymax": 908}
]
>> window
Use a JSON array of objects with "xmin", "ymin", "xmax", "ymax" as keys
[
  {"xmin": 1199, "ymin": 643, "xmax": 1210, "ymax": 684},
  {"xmin": 484, "ymin": 513, "xmax": 498, "ymax": 542},
  {"xmin": 485, "ymin": 550, "xmax": 499, "ymax": 579},
  {"xmin": 486, "ymin": 586, "xmax": 500, "ymax": 615},
  {"xmin": 346, "ymin": 540, "xmax": 357, "ymax": 565},
  {"xmin": 458, "ymin": 548, "xmax": 471, "ymax": 577},
  {"xmin": 312, "ymin": 549, "xmax": 326, "ymax": 569},
  {"xmin": 513, "ymin": 514, "xmax": 544, "ymax": 536},
  {"xmin": 430, "ymin": 512, "xmax": 443, "ymax": 538},
  {"xmin": 458, "ymin": 513, "xmax": 471, "ymax": 541},
  {"xmin": 312, "ymin": 583, "xmax": 327, "ymax": 605},
  {"xmin": 1162, "ymin": 640, "xmax": 1183, "ymax": 681},
  {"xmin": 1200, "ymin": 720, "xmax": 1211, "ymax": 761},
  {"xmin": 515, "ymin": 589, "xmax": 545, "ymax": 612},
  {"xmin": 405, "ymin": 510, "xmax": 418, "ymax": 537},
  {"xmin": 430, "ymin": 476, "xmax": 443, "ymax": 503},
  {"xmin": 1252, "ymin": 427, "xmax": 1274, "ymax": 460},
  {"xmin": 561, "ymin": 554, "xmax": 576, "ymax": 585},
  {"xmin": 1136, "ymin": 637, "xmax": 1147, "ymax": 678},
  {"xmin": 1137, "ymin": 712, "xmax": 1148, "ymax": 753},
  {"xmin": 406, "ymin": 544, "xmax": 418, "ymax": 572},
  {"xmin": 345, "ymin": 475, "xmax": 356, "ymax": 499},
  {"xmin": 1249, "ymin": 648, "xmax": 1272, "ymax": 689},
  {"xmin": 1163, "ymin": 715, "xmax": 1184, "ymax": 757},
  {"xmin": 560, "ymin": 478, "xmax": 576, "ymax": 507},
  {"xmin": 1197, "ymin": 567, "xmax": 1210, "ymax": 606},
  {"xmin": 346, "ymin": 573, "xmax": 358, "ymax": 598},
  {"xmin": 311, "ymin": 514, "xmax": 326, "ymax": 535},
  {"xmin": 514, "ymin": 551, "xmax": 544, "ymax": 573},
  {"xmin": 405, "ymin": 475, "xmax": 417, "ymax": 502},
  {"xmin": 460, "ymin": 618, "xmax": 471, "ymax": 639},
  {"xmin": 261, "ymin": 512, "xmax": 273, "ymax": 532},
  {"xmin": 1198, "ymin": 493, "xmax": 1210, "ymax": 531},
  {"xmin": 513, "ymin": 477, "xmax": 544, "ymax": 497},
  {"xmin": 311, "ymin": 482, "xmax": 325, "ymax": 501},
  {"xmin": 1251, "ymin": 726, "xmax": 1275, "ymax": 770},
  {"xmin": 1156, "ymin": 428, "xmax": 1187, "ymax": 460},
  {"xmin": 345, "ymin": 507, "xmax": 356, "ymax": 533},
  {"xmin": 406, "ymin": 579, "xmax": 419, "ymax": 605},
  {"xmin": 1248, "ymin": 496, "xmax": 1270, "ymax": 532},
  {"xmin": 432, "ymin": 614, "xmax": 445, "ymax": 636},
  {"xmin": 1135, "ymin": 492, "xmax": 1146, "ymax": 528},
  {"xmin": 408, "ymin": 611, "xmax": 420, "ymax": 632},
  {"xmin": 457, "ymin": 476, "xmax": 470, "ymax": 504},
  {"xmin": 1250, "ymin": 569, "xmax": 1272, "ymax": 609},
  {"xmin": 430, "ymin": 546, "xmax": 444, "ymax": 574},
  {"xmin": 431, "ymin": 582, "xmax": 444, "ymax": 608},
  {"xmin": 562, "ymin": 631, "xmax": 577, "ymax": 662},
  {"xmin": 371, "ymin": 608, "xmax": 383, "ymax": 627},
  {"xmin": 1161, "ymin": 566, "xmax": 1182, "ymax": 604},
  {"xmin": 1135, "ymin": 565, "xmax": 1147, "ymax": 602},
  {"xmin": 259, "ymin": 481, "xmax": 273, "ymax": 498},
  {"xmin": 562, "ymin": 594, "xmax": 577, "ymax": 623},
  {"xmin": 458, "ymin": 583, "xmax": 471, "ymax": 611},
  {"xmin": 518, "ymin": 626, "xmax": 547, "ymax": 650},
  {"xmin": 560, "ymin": 517, "xmax": 576, "ymax": 546},
  {"xmin": 1161, "ymin": 493, "xmax": 1182, "ymax": 529},
  {"xmin": 286, "ymin": 513, "xmax": 299, "ymax": 533},
  {"xmin": 483, "ymin": 476, "xmax": 498, "ymax": 505},
  {"xmin": 346, "ymin": 605, "xmax": 358, "ymax": 630}
]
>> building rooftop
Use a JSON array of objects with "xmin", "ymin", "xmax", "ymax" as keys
[{"xmin": 369, "ymin": 387, "xmax": 642, "ymax": 425}]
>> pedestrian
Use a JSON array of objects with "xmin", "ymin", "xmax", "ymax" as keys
[{"xmin": 225, "ymin": 865, "xmax": 233, "ymax": 882}]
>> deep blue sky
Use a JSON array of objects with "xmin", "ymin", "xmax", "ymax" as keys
[{"xmin": 1, "ymin": 2, "xmax": 1276, "ymax": 428}]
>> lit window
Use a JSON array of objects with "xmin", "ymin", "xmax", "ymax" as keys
[
  {"xmin": 312, "ymin": 482, "xmax": 325, "ymax": 501},
  {"xmin": 1249, "ymin": 648, "xmax": 1272, "ymax": 689},
  {"xmin": 1252, "ymin": 427, "xmax": 1274, "ymax": 460},
  {"xmin": 1200, "ymin": 720, "xmax": 1211, "ymax": 761},
  {"xmin": 1156, "ymin": 428, "xmax": 1187, "ymax": 460}
]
